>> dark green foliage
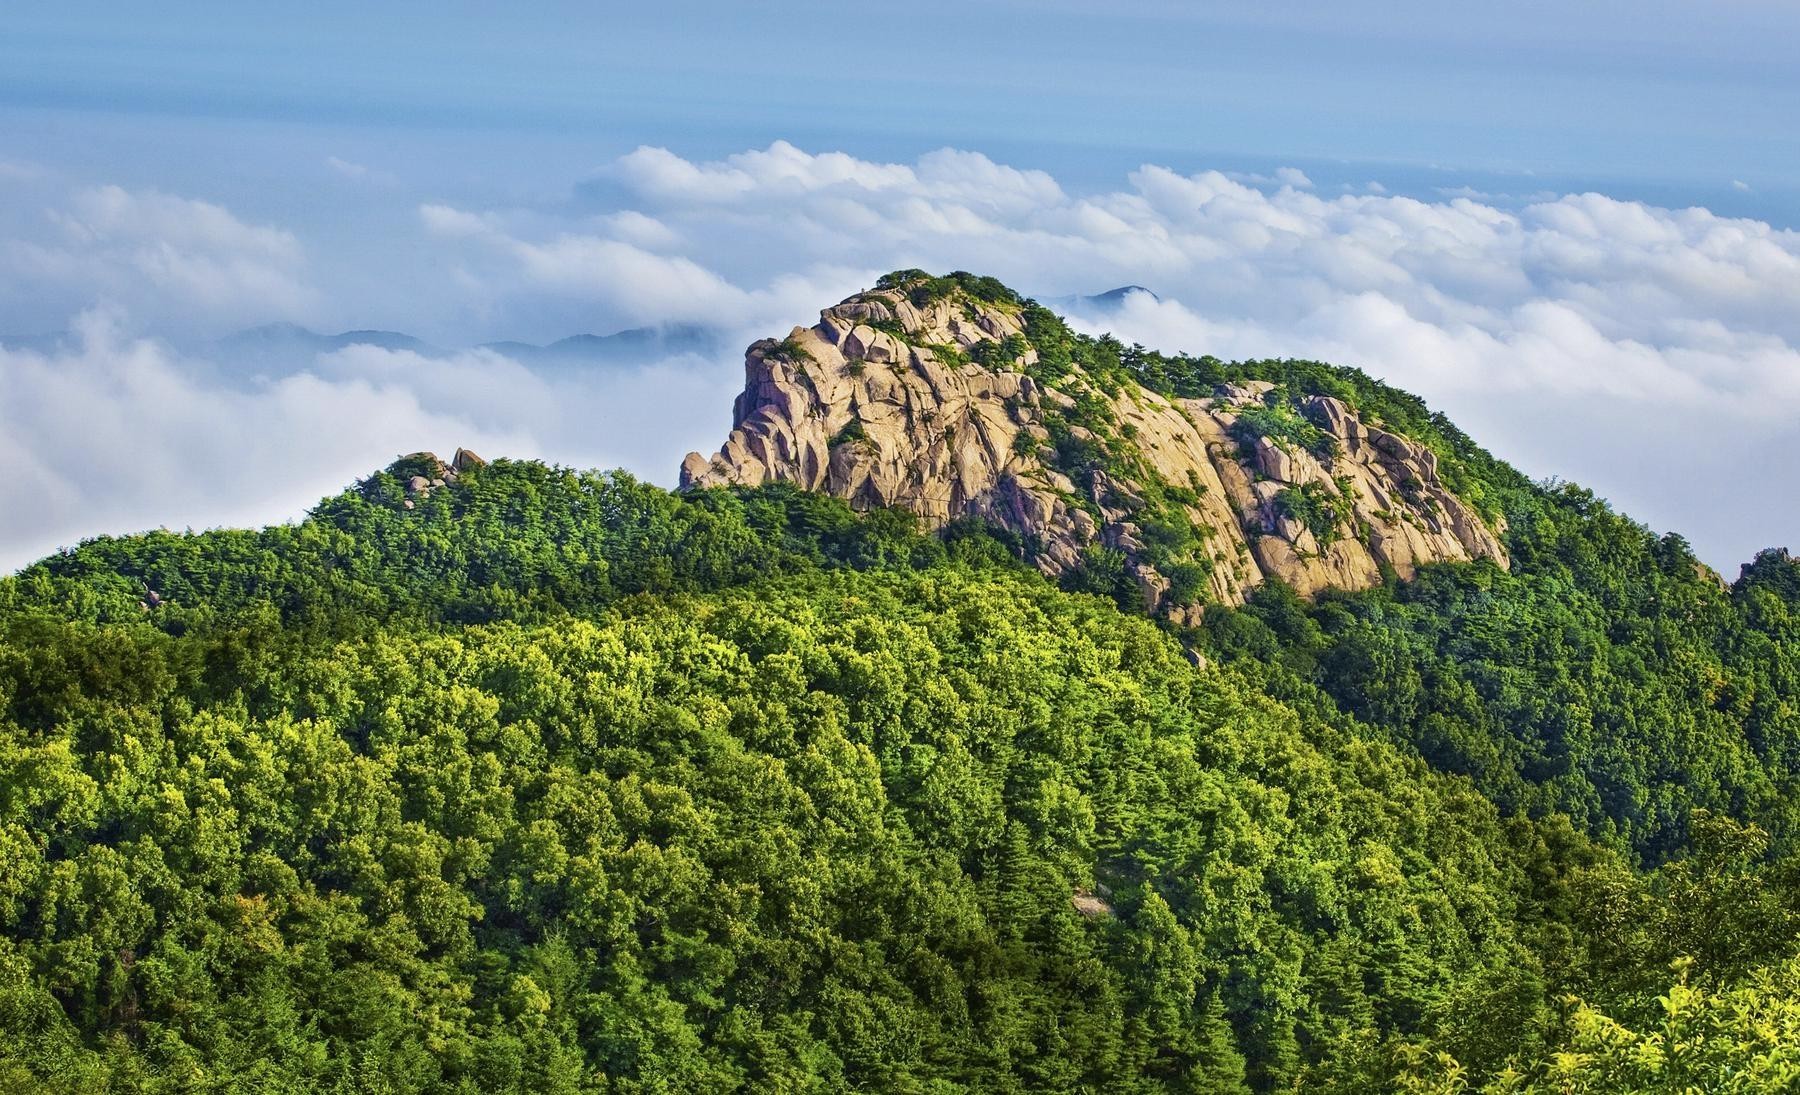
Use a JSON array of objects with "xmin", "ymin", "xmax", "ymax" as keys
[
  {"xmin": 1274, "ymin": 482, "xmax": 1349, "ymax": 549},
  {"xmin": 970, "ymin": 332, "xmax": 1030, "ymax": 370},
  {"xmin": 1020, "ymin": 302, "xmax": 1081, "ymax": 386},
  {"xmin": 874, "ymin": 269, "xmax": 1022, "ymax": 311},
  {"xmin": 828, "ymin": 418, "xmax": 870, "ymax": 449},
  {"xmin": 873, "ymin": 268, "xmax": 932, "ymax": 289},
  {"xmin": 0, "ymin": 463, "xmax": 982, "ymax": 635},
  {"xmin": 1059, "ymin": 543, "xmax": 1140, "ymax": 609},
  {"xmin": 1738, "ymin": 546, "xmax": 1800, "ymax": 603},
  {"xmin": 769, "ymin": 334, "xmax": 815, "ymax": 363}
]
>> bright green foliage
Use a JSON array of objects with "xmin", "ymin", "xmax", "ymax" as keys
[
  {"xmin": 1232, "ymin": 400, "xmax": 1334, "ymax": 461},
  {"xmin": 3, "ymin": 276, "xmax": 1800, "ymax": 1090},
  {"xmin": 2, "ymin": 460, "xmax": 1797, "ymax": 1090},
  {"xmin": 0, "ymin": 507, "xmax": 1632, "ymax": 1091},
  {"xmin": 1390, "ymin": 952, "xmax": 1800, "ymax": 1093}
]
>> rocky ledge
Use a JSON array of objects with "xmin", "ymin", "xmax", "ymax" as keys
[{"xmin": 681, "ymin": 274, "xmax": 1506, "ymax": 618}]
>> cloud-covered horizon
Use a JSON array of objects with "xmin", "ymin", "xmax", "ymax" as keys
[{"xmin": 3, "ymin": 140, "xmax": 1798, "ymax": 573}]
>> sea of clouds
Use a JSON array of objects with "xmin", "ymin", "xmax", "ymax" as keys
[{"xmin": 3, "ymin": 141, "xmax": 1798, "ymax": 571}]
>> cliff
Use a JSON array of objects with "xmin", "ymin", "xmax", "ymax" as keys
[{"xmin": 681, "ymin": 272, "xmax": 1506, "ymax": 617}]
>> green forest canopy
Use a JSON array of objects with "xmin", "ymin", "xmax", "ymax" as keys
[{"xmin": 3, "ymin": 277, "xmax": 1800, "ymax": 1091}]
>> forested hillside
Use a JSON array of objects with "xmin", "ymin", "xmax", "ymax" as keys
[{"xmin": 4, "ymin": 277, "xmax": 1800, "ymax": 1091}]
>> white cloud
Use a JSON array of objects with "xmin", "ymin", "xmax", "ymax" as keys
[
  {"xmin": 419, "ymin": 202, "xmax": 497, "ymax": 239},
  {"xmin": 597, "ymin": 210, "xmax": 681, "ymax": 250},
  {"xmin": 307, "ymin": 341, "xmax": 744, "ymax": 479},
  {"xmin": 326, "ymin": 155, "xmax": 398, "ymax": 186},
  {"xmin": 0, "ymin": 317, "xmax": 753, "ymax": 572},
  {"xmin": 511, "ymin": 236, "xmax": 747, "ymax": 318},
  {"xmin": 609, "ymin": 141, "xmax": 1066, "ymax": 221},
  {"xmin": 54, "ymin": 185, "xmax": 298, "ymax": 259},
  {"xmin": 407, "ymin": 142, "xmax": 1800, "ymax": 564},
  {"xmin": 1275, "ymin": 166, "xmax": 1314, "ymax": 189},
  {"xmin": 0, "ymin": 315, "xmax": 529, "ymax": 570},
  {"xmin": 614, "ymin": 140, "xmax": 922, "ymax": 204},
  {"xmin": 6, "ymin": 145, "xmax": 1800, "ymax": 569},
  {"xmin": 418, "ymin": 196, "xmax": 866, "ymax": 330},
  {"xmin": 7, "ymin": 185, "xmax": 317, "ymax": 332}
]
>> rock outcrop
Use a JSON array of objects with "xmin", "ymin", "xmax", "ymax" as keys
[
  {"xmin": 682, "ymin": 276, "xmax": 1507, "ymax": 615},
  {"xmin": 390, "ymin": 449, "xmax": 487, "ymax": 509}
]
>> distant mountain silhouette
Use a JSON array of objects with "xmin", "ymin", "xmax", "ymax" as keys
[
  {"xmin": 219, "ymin": 322, "xmax": 444, "ymax": 358},
  {"xmin": 1087, "ymin": 285, "xmax": 1160, "ymax": 307},
  {"xmin": 205, "ymin": 322, "xmax": 719, "ymax": 370},
  {"xmin": 478, "ymin": 324, "xmax": 716, "ymax": 366},
  {"xmin": 1046, "ymin": 285, "xmax": 1162, "ymax": 314},
  {"xmin": 5, "ymin": 320, "xmax": 725, "ymax": 373}
]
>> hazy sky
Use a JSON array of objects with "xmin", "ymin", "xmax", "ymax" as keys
[{"xmin": 3, "ymin": 2, "xmax": 1798, "ymax": 571}]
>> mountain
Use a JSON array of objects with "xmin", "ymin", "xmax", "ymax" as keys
[
  {"xmin": 683, "ymin": 271, "xmax": 1504, "ymax": 618},
  {"xmin": 3, "ymin": 270, "xmax": 1800, "ymax": 1092},
  {"xmin": 1042, "ymin": 284, "xmax": 1162, "ymax": 314},
  {"xmin": 1051, "ymin": 284, "xmax": 1162, "ymax": 312},
  {"xmin": 218, "ymin": 321, "xmax": 444, "ymax": 359},
  {"xmin": 207, "ymin": 322, "xmax": 719, "ymax": 371},
  {"xmin": 479, "ymin": 323, "xmax": 717, "ymax": 366},
  {"xmin": 1088, "ymin": 284, "xmax": 1160, "ymax": 307}
]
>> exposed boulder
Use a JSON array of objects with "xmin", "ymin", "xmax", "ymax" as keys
[
  {"xmin": 401, "ymin": 452, "xmax": 452, "ymax": 479},
  {"xmin": 1071, "ymin": 890, "xmax": 1113, "ymax": 919},
  {"xmin": 383, "ymin": 449, "xmax": 482, "ymax": 510}
]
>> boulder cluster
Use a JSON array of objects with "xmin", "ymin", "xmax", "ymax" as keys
[
  {"xmin": 397, "ymin": 448, "xmax": 486, "ymax": 510},
  {"xmin": 682, "ymin": 283, "xmax": 1507, "ymax": 615}
]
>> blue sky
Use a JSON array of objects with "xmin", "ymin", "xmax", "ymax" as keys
[
  {"xmin": 8, "ymin": 1, "xmax": 1798, "ymax": 216},
  {"xmin": 2, "ymin": 1, "xmax": 1799, "ymax": 571}
]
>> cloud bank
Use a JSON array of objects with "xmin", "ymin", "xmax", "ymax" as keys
[
  {"xmin": 3, "ymin": 142, "xmax": 1798, "ymax": 571},
  {"xmin": 8, "ymin": 186, "xmax": 318, "ymax": 333}
]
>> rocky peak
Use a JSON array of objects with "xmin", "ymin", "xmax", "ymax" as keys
[{"xmin": 682, "ymin": 272, "xmax": 1507, "ymax": 617}]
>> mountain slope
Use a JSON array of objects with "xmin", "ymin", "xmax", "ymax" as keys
[
  {"xmin": 683, "ymin": 271, "xmax": 1505, "ymax": 616},
  {"xmin": 3, "ymin": 272, "xmax": 1800, "ymax": 1092},
  {"xmin": 3, "ymin": 454, "xmax": 1796, "ymax": 1093}
]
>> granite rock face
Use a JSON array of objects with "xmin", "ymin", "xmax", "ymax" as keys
[{"xmin": 682, "ymin": 279, "xmax": 1507, "ymax": 615}]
